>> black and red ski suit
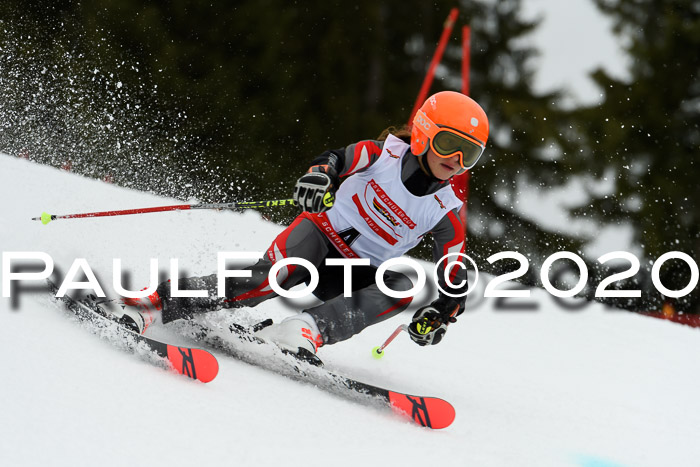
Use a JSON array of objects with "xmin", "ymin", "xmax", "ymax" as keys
[{"xmin": 156, "ymin": 137, "xmax": 467, "ymax": 345}]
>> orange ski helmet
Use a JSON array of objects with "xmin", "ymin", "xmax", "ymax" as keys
[{"xmin": 411, "ymin": 91, "xmax": 489, "ymax": 175}]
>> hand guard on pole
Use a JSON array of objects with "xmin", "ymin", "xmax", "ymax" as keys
[
  {"xmin": 294, "ymin": 165, "xmax": 338, "ymax": 213},
  {"xmin": 408, "ymin": 296, "xmax": 462, "ymax": 346}
]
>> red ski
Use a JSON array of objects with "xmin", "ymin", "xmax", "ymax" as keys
[
  {"xmin": 321, "ymin": 371, "xmax": 456, "ymax": 429},
  {"xmin": 387, "ymin": 391, "xmax": 456, "ymax": 429},
  {"xmin": 48, "ymin": 280, "xmax": 218, "ymax": 383},
  {"xmin": 184, "ymin": 320, "xmax": 456, "ymax": 429}
]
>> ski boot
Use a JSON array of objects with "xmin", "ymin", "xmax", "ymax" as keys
[
  {"xmin": 118, "ymin": 288, "xmax": 163, "ymax": 333},
  {"xmin": 254, "ymin": 312, "xmax": 324, "ymax": 366},
  {"xmin": 83, "ymin": 294, "xmax": 150, "ymax": 334}
]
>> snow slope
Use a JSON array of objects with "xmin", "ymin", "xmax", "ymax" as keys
[{"xmin": 1, "ymin": 154, "xmax": 700, "ymax": 467}]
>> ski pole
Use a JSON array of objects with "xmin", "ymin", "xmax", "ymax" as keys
[
  {"xmin": 32, "ymin": 198, "xmax": 297, "ymax": 225},
  {"xmin": 372, "ymin": 324, "xmax": 408, "ymax": 360}
]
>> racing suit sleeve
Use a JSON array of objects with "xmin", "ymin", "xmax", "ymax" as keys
[
  {"xmin": 431, "ymin": 207, "xmax": 468, "ymax": 315},
  {"xmin": 306, "ymin": 140, "xmax": 386, "ymax": 182}
]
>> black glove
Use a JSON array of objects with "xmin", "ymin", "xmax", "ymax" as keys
[
  {"xmin": 407, "ymin": 296, "xmax": 462, "ymax": 346},
  {"xmin": 294, "ymin": 165, "xmax": 339, "ymax": 213},
  {"xmin": 408, "ymin": 306, "xmax": 447, "ymax": 346}
]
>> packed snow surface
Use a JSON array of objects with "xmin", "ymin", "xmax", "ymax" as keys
[{"xmin": 1, "ymin": 154, "xmax": 699, "ymax": 467}]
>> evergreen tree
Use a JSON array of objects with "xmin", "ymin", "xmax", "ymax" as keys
[
  {"xmin": 1, "ymin": 0, "xmax": 606, "ymax": 300},
  {"xmin": 573, "ymin": 0, "xmax": 700, "ymax": 312},
  {"xmin": 447, "ymin": 0, "xmax": 587, "ymax": 288}
]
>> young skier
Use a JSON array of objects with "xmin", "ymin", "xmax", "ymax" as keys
[{"xmin": 115, "ymin": 90, "xmax": 488, "ymax": 360}]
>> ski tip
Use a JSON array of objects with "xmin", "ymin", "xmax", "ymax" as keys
[
  {"xmin": 387, "ymin": 391, "xmax": 456, "ymax": 429},
  {"xmin": 166, "ymin": 346, "xmax": 219, "ymax": 383}
]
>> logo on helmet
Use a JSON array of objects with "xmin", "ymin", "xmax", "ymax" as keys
[{"xmin": 415, "ymin": 113, "xmax": 432, "ymax": 131}]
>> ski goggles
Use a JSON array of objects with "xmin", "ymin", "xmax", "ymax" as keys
[{"xmin": 413, "ymin": 109, "xmax": 485, "ymax": 170}]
